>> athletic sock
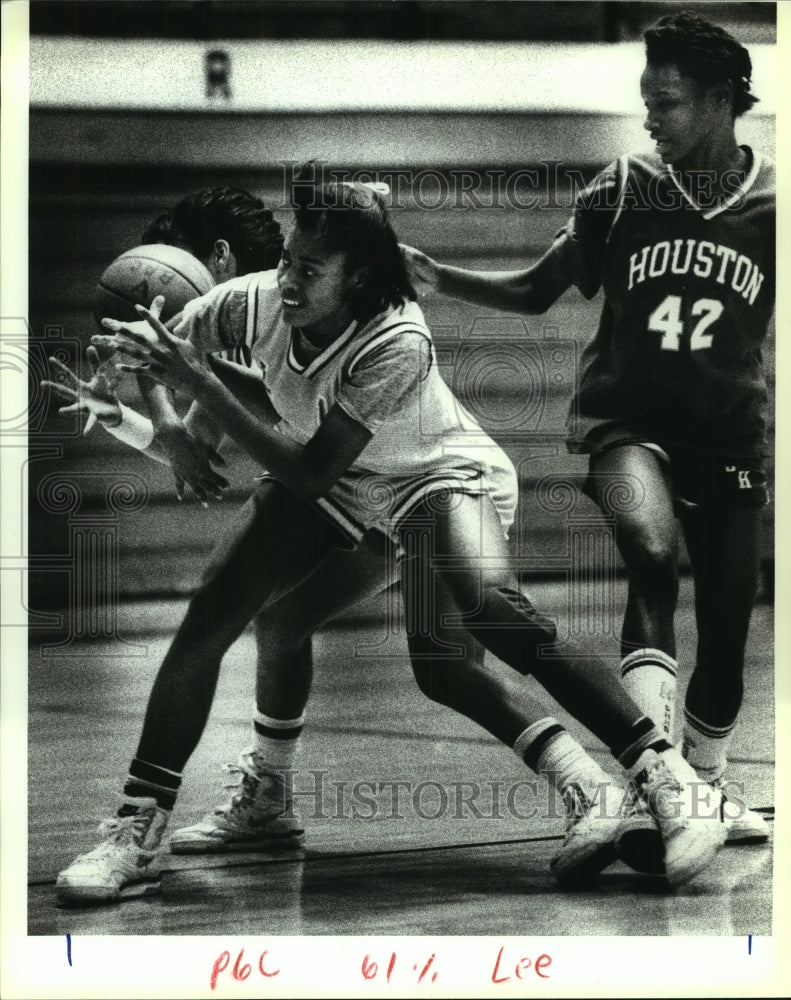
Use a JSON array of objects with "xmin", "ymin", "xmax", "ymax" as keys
[
  {"xmin": 251, "ymin": 710, "xmax": 305, "ymax": 773},
  {"xmin": 681, "ymin": 708, "xmax": 735, "ymax": 784},
  {"xmin": 120, "ymin": 757, "xmax": 182, "ymax": 813},
  {"xmin": 612, "ymin": 716, "xmax": 672, "ymax": 779},
  {"xmin": 620, "ymin": 648, "xmax": 678, "ymax": 739},
  {"xmin": 514, "ymin": 717, "xmax": 614, "ymax": 802}
]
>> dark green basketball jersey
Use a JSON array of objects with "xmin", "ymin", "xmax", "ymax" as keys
[{"xmin": 562, "ymin": 149, "xmax": 775, "ymax": 458}]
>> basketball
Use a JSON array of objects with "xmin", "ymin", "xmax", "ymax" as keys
[{"xmin": 93, "ymin": 244, "xmax": 215, "ymax": 327}]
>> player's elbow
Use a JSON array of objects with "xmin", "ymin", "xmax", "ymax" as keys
[
  {"xmin": 520, "ymin": 286, "xmax": 553, "ymax": 315},
  {"xmin": 516, "ymin": 274, "xmax": 558, "ymax": 315}
]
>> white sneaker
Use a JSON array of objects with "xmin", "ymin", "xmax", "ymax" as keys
[
  {"xmin": 679, "ymin": 742, "xmax": 771, "ymax": 845},
  {"xmin": 169, "ymin": 751, "xmax": 304, "ymax": 854},
  {"xmin": 612, "ymin": 782, "xmax": 664, "ymax": 875},
  {"xmin": 550, "ymin": 782, "xmax": 620, "ymax": 885},
  {"xmin": 56, "ymin": 796, "xmax": 168, "ymax": 905},
  {"xmin": 714, "ymin": 776, "xmax": 771, "ymax": 844},
  {"xmin": 615, "ymin": 773, "xmax": 769, "ymax": 872},
  {"xmin": 617, "ymin": 748, "xmax": 727, "ymax": 887}
]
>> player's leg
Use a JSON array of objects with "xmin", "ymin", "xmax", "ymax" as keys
[
  {"xmin": 170, "ymin": 530, "xmax": 399, "ymax": 854},
  {"xmin": 591, "ymin": 444, "xmax": 682, "ymax": 740},
  {"xmin": 56, "ymin": 481, "xmax": 346, "ymax": 903},
  {"xmin": 133, "ymin": 481, "xmax": 344, "ymax": 769},
  {"xmin": 404, "ymin": 570, "xmax": 627, "ymax": 884},
  {"xmin": 679, "ymin": 501, "xmax": 770, "ymax": 842},
  {"xmin": 400, "ymin": 491, "xmax": 654, "ymax": 749},
  {"xmin": 399, "ymin": 491, "xmax": 727, "ymax": 886},
  {"xmin": 254, "ymin": 528, "xmax": 398, "ymax": 717}
]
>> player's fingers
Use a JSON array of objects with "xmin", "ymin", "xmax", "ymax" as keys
[
  {"xmin": 115, "ymin": 362, "xmax": 160, "ymax": 379},
  {"xmin": 90, "ymin": 340, "xmax": 115, "ymax": 362},
  {"xmin": 90, "ymin": 333, "xmax": 121, "ymax": 351},
  {"xmin": 108, "ymin": 340, "xmax": 152, "ymax": 361},
  {"xmin": 148, "ymin": 295, "xmax": 166, "ymax": 321},
  {"xmin": 86, "ymin": 345, "xmax": 103, "ymax": 375},
  {"xmin": 46, "ymin": 355, "xmax": 79, "ymax": 387},
  {"xmin": 83, "ymin": 412, "xmax": 97, "ymax": 435},
  {"xmin": 204, "ymin": 472, "xmax": 230, "ymax": 494},
  {"xmin": 190, "ymin": 483, "xmax": 210, "ymax": 509},
  {"xmin": 135, "ymin": 303, "xmax": 174, "ymax": 343},
  {"xmin": 174, "ymin": 475, "xmax": 185, "ymax": 502},
  {"xmin": 205, "ymin": 447, "xmax": 228, "ymax": 468},
  {"xmin": 100, "ymin": 318, "xmax": 154, "ymax": 347},
  {"xmin": 188, "ymin": 468, "xmax": 228, "ymax": 496},
  {"xmin": 197, "ymin": 481, "xmax": 225, "ymax": 500},
  {"xmin": 57, "ymin": 402, "xmax": 85, "ymax": 417},
  {"xmin": 41, "ymin": 379, "xmax": 78, "ymax": 403}
]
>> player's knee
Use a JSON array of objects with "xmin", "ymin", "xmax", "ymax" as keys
[
  {"xmin": 479, "ymin": 586, "xmax": 558, "ymax": 645},
  {"xmin": 182, "ymin": 581, "xmax": 241, "ymax": 647},
  {"xmin": 411, "ymin": 661, "xmax": 455, "ymax": 706},
  {"xmin": 628, "ymin": 537, "xmax": 679, "ymax": 593}
]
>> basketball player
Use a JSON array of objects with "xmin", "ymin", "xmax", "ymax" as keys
[
  {"xmin": 135, "ymin": 186, "xmax": 284, "ymax": 503},
  {"xmin": 400, "ymin": 12, "xmax": 774, "ymax": 865},
  {"xmin": 49, "ymin": 187, "xmax": 644, "ymax": 895},
  {"xmin": 57, "ymin": 170, "xmax": 729, "ymax": 904}
]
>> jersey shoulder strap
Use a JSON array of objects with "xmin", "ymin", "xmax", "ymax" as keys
[{"xmin": 346, "ymin": 300, "xmax": 433, "ymax": 377}]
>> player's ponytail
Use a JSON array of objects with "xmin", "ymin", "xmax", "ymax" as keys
[
  {"xmin": 290, "ymin": 162, "xmax": 417, "ymax": 323},
  {"xmin": 644, "ymin": 12, "xmax": 759, "ymax": 118}
]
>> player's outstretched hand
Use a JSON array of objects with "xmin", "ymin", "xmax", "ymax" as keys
[
  {"xmin": 400, "ymin": 244, "xmax": 440, "ymax": 297},
  {"xmin": 41, "ymin": 346, "xmax": 122, "ymax": 435},
  {"xmin": 94, "ymin": 295, "xmax": 211, "ymax": 396},
  {"xmin": 91, "ymin": 292, "xmax": 165, "ymax": 354}
]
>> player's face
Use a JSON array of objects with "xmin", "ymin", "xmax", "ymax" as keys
[
  {"xmin": 640, "ymin": 63, "xmax": 719, "ymax": 166},
  {"xmin": 277, "ymin": 226, "xmax": 357, "ymax": 341}
]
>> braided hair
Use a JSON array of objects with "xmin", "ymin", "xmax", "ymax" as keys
[
  {"xmin": 644, "ymin": 12, "xmax": 759, "ymax": 117},
  {"xmin": 142, "ymin": 187, "xmax": 284, "ymax": 274},
  {"xmin": 290, "ymin": 163, "xmax": 416, "ymax": 323}
]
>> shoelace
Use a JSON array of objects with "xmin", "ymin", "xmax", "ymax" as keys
[
  {"xmin": 84, "ymin": 814, "xmax": 151, "ymax": 856},
  {"xmin": 561, "ymin": 783, "xmax": 590, "ymax": 830},
  {"xmin": 646, "ymin": 759, "xmax": 683, "ymax": 795},
  {"xmin": 211, "ymin": 760, "xmax": 265, "ymax": 816},
  {"xmin": 621, "ymin": 780, "xmax": 645, "ymax": 815}
]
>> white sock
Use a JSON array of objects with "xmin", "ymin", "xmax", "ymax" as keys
[
  {"xmin": 251, "ymin": 710, "xmax": 304, "ymax": 773},
  {"xmin": 681, "ymin": 709, "xmax": 735, "ymax": 783},
  {"xmin": 620, "ymin": 648, "xmax": 678, "ymax": 738},
  {"xmin": 514, "ymin": 718, "xmax": 613, "ymax": 800}
]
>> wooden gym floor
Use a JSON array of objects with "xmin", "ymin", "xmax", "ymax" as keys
[{"xmin": 26, "ymin": 576, "xmax": 775, "ymax": 938}]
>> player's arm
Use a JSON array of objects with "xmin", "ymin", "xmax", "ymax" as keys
[
  {"xmin": 122, "ymin": 307, "xmax": 230, "ymax": 501},
  {"xmin": 189, "ymin": 390, "xmax": 368, "ymax": 501},
  {"xmin": 165, "ymin": 346, "xmax": 281, "ymax": 457},
  {"xmin": 101, "ymin": 302, "xmax": 371, "ymax": 501},
  {"xmin": 135, "ymin": 309, "xmax": 185, "ymax": 424},
  {"xmin": 42, "ymin": 348, "xmax": 228, "ymax": 505},
  {"xmin": 42, "ymin": 348, "xmax": 179, "ymax": 466},
  {"xmin": 401, "ymin": 161, "xmax": 621, "ymax": 315},
  {"xmin": 401, "ymin": 238, "xmax": 575, "ymax": 315},
  {"xmin": 205, "ymin": 355, "xmax": 281, "ymax": 427}
]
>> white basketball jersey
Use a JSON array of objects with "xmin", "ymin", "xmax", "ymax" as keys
[{"xmin": 176, "ymin": 270, "xmax": 516, "ymax": 539}]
